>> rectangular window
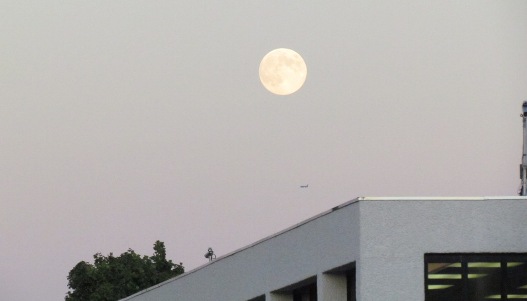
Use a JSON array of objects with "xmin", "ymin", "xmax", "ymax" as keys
[
  {"xmin": 425, "ymin": 253, "xmax": 527, "ymax": 300},
  {"xmin": 324, "ymin": 261, "xmax": 355, "ymax": 301},
  {"xmin": 347, "ymin": 269, "xmax": 356, "ymax": 301},
  {"xmin": 293, "ymin": 282, "xmax": 317, "ymax": 301}
]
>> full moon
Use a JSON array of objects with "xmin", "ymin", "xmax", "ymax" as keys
[{"xmin": 259, "ymin": 48, "xmax": 307, "ymax": 95}]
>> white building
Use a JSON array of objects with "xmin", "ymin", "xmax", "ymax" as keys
[{"xmin": 120, "ymin": 197, "xmax": 527, "ymax": 301}]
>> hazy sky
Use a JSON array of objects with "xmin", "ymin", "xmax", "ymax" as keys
[{"xmin": 2, "ymin": 1, "xmax": 527, "ymax": 300}]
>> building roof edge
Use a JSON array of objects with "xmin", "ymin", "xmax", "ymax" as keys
[{"xmin": 120, "ymin": 195, "xmax": 527, "ymax": 300}]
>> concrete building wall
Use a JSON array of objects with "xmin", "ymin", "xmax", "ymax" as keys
[
  {"xmin": 121, "ymin": 201, "xmax": 360, "ymax": 301},
  {"xmin": 358, "ymin": 198, "xmax": 527, "ymax": 300},
  {"xmin": 121, "ymin": 197, "xmax": 527, "ymax": 301}
]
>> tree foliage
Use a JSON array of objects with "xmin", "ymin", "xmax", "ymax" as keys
[{"xmin": 65, "ymin": 241, "xmax": 184, "ymax": 301}]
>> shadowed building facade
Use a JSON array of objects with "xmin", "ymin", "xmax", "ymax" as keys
[{"xmin": 120, "ymin": 197, "xmax": 527, "ymax": 301}]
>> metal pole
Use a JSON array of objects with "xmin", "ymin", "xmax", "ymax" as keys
[{"xmin": 520, "ymin": 102, "xmax": 527, "ymax": 195}]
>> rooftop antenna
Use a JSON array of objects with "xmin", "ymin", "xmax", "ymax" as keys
[
  {"xmin": 520, "ymin": 101, "xmax": 527, "ymax": 196},
  {"xmin": 204, "ymin": 248, "xmax": 216, "ymax": 262}
]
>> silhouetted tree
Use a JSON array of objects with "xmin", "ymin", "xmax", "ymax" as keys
[{"xmin": 65, "ymin": 241, "xmax": 183, "ymax": 301}]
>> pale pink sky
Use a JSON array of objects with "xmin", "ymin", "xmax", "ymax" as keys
[{"xmin": 1, "ymin": 1, "xmax": 527, "ymax": 300}]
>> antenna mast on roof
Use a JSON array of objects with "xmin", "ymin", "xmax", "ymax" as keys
[
  {"xmin": 204, "ymin": 248, "xmax": 216, "ymax": 262},
  {"xmin": 520, "ymin": 102, "xmax": 527, "ymax": 196}
]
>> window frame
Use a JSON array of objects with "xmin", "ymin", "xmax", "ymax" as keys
[{"xmin": 425, "ymin": 253, "xmax": 527, "ymax": 301}]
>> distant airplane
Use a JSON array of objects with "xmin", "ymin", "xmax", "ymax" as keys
[{"xmin": 300, "ymin": 184, "xmax": 308, "ymax": 188}]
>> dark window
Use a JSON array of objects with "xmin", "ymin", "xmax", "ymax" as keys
[
  {"xmin": 347, "ymin": 269, "xmax": 356, "ymax": 301},
  {"xmin": 425, "ymin": 253, "xmax": 527, "ymax": 301},
  {"xmin": 293, "ymin": 282, "xmax": 317, "ymax": 301}
]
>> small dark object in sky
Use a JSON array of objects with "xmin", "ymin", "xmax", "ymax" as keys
[{"xmin": 300, "ymin": 184, "xmax": 308, "ymax": 188}]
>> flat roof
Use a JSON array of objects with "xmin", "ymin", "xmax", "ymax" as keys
[{"xmin": 357, "ymin": 196, "xmax": 527, "ymax": 201}]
